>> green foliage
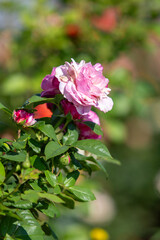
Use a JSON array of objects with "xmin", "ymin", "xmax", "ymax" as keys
[
  {"xmin": 73, "ymin": 139, "xmax": 120, "ymax": 164},
  {"xmin": 1, "ymin": 0, "xmax": 160, "ymax": 239},
  {"xmin": 0, "ymin": 96, "xmax": 115, "ymax": 239},
  {"xmin": 0, "ymin": 162, "xmax": 5, "ymax": 185}
]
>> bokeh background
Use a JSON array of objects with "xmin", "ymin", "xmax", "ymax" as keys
[{"xmin": 0, "ymin": 0, "xmax": 160, "ymax": 239}]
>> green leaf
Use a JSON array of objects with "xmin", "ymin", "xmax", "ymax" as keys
[
  {"xmin": 5, "ymin": 200, "xmax": 33, "ymax": 209},
  {"xmin": 59, "ymin": 193, "xmax": 75, "ymax": 209},
  {"xmin": 64, "ymin": 170, "xmax": 80, "ymax": 187},
  {"xmin": 63, "ymin": 123, "xmax": 79, "ymax": 145},
  {"xmin": 45, "ymin": 141, "xmax": 69, "ymax": 160},
  {"xmin": 12, "ymin": 134, "xmax": 28, "ymax": 150},
  {"xmin": 28, "ymin": 138, "xmax": 41, "ymax": 153},
  {"xmin": 68, "ymin": 186, "xmax": 96, "ymax": 202},
  {"xmin": 5, "ymin": 212, "xmax": 22, "ymax": 220},
  {"xmin": 87, "ymin": 157, "xmax": 108, "ymax": 178},
  {"xmin": 21, "ymin": 190, "xmax": 39, "ymax": 203},
  {"xmin": 0, "ymin": 203, "xmax": 11, "ymax": 211},
  {"xmin": 53, "ymin": 185, "xmax": 61, "ymax": 194},
  {"xmin": 34, "ymin": 121, "xmax": 57, "ymax": 141},
  {"xmin": 72, "ymin": 139, "xmax": 119, "ymax": 164},
  {"xmin": 0, "ymin": 161, "xmax": 5, "ymax": 185},
  {"xmin": 0, "ymin": 103, "xmax": 12, "ymax": 115},
  {"xmin": 30, "ymin": 155, "xmax": 47, "ymax": 171},
  {"xmin": 0, "ymin": 217, "xmax": 18, "ymax": 237},
  {"xmin": 0, "ymin": 203, "xmax": 22, "ymax": 221},
  {"xmin": 57, "ymin": 172, "xmax": 64, "ymax": 184},
  {"xmin": 4, "ymin": 234, "xmax": 15, "ymax": 240},
  {"xmin": 83, "ymin": 121, "xmax": 103, "ymax": 136},
  {"xmin": 74, "ymin": 152, "xmax": 108, "ymax": 178},
  {"xmin": 39, "ymin": 202, "xmax": 60, "ymax": 218},
  {"xmin": 42, "ymin": 223, "xmax": 59, "ymax": 240},
  {"xmin": 16, "ymin": 210, "xmax": 44, "ymax": 240},
  {"xmin": 69, "ymin": 152, "xmax": 83, "ymax": 169},
  {"xmin": 38, "ymin": 193, "xmax": 64, "ymax": 203},
  {"xmin": 23, "ymin": 94, "xmax": 63, "ymax": 108},
  {"xmin": 45, "ymin": 170, "xmax": 57, "ymax": 187},
  {"xmin": 0, "ymin": 138, "xmax": 12, "ymax": 146},
  {"xmin": 23, "ymin": 95, "xmax": 51, "ymax": 107},
  {"xmin": 1, "ymin": 151, "xmax": 27, "ymax": 162},
  {"xmin": 30, "ymin": 180, "xmax": 42, "ymax": 191}
]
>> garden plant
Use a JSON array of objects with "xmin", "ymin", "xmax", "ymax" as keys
[{"xmin": 0, "ymin": 59, "xmax": 117, "ymax": 239}]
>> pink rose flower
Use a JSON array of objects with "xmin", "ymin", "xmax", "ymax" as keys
[
  {"xmin": 13, "ymin": 110, "xmax": 36, "ymax": 127},
  {"xmin": 61, "ymin": 99, "xmax": 81, "ymax": 120},
  {"xmin": 61, "ymin": 99, "xmax": 101, "ymax": 139},
  {"xmin": 55, "ymin": 59, "xmax": 113, "ymax": 114},
  {"xmin": 41, "ymin": 67, "xmax": 60, "ymax": 98}
]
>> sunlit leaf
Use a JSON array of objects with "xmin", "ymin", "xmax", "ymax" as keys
[
  {"xmin": 68, "ymin": 186, "xmax": 96, "ymax": 202},
  {"xmin": 45, "ymin": 141, "xmax": 69, "ymax": 160}
]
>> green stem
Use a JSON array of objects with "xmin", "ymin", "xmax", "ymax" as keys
[
  {"xmin": 56, "ymin": 119, "xmax": 71, "ymax": 135},
  {"xmin": 1, "ymin": 182, "xmax": 21, "ymax": 201}
]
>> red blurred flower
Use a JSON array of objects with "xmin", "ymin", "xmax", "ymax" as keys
[
  {"xmin": 66, "ymin": 24, "xmax": 81, "ymax": 38},
  {"xmin": 34, "ymin": 104, "xmax": 52, "ymax": 119},
  {"xmin": 91, "ymin": 7, "xmax": 118, "ymax": 32}
]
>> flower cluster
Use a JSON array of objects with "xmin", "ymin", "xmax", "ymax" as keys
[
  {"xmin": 13, "ymin": 59, "xmax": 113, "ymax": 138},
  {"xmin": 41, "ymin": 58, "xmax": 113, "ymax": 115},
  {"xmin": 40, "ymin": 59, "xmax": 113, "ymax": 139}
]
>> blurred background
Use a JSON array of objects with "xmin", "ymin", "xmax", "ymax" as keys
[{"xmin": 0, "ymin": 0, "xmax": 160, "ymax": 239}]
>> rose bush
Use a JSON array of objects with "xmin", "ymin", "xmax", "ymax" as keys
[{"xmin": 0, "ymin": 59, "xmax": 118, "ymax": 240}]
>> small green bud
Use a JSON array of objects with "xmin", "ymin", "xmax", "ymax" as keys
[
  {"xmin": 59, "ymin": 154, "xmax": 70, "ymax": 166},
  {"xmin": 22, "ymin": 153, "xmax": 30, "ymax": 169}
]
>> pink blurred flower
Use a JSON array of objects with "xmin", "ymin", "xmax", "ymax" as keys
[
  {"xmin": 41, "ymin": 67, "xmax": 60, "ymax": 98},
  {"xmin": 61, "ymin": 99, "xmax": 101, "ymax": 139},
  {"xmin": 13, "ymin": 110, "xmax": 36, "ymax": 127},
  {"xmin": 55, "ymin": 59, "xmax": 113, "ymax": 114}
]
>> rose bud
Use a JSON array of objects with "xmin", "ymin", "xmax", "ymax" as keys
[
  {"xmin": 59, "ymin": 154, "xmax": 71, "ymax": 166},
  {"xmin": 13, "ymin": 109, "xmax": 36, "ymax": 127}
]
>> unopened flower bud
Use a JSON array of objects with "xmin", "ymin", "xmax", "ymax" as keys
[
  {"xmin": 22, "ymin": 153, "xmax": 30, "ymax": 169},
  {"xmin": 59, "ymin": 154, "xmax": 70, "ymax": 166},
  {"xmin": 13, "ymin": 110, "xmax": 36, "ymax": 127}
]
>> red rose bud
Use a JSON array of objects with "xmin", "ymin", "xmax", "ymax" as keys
[{"xmin": 13, "ymin": 109, "xmax": 36, "ymax": 127}]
